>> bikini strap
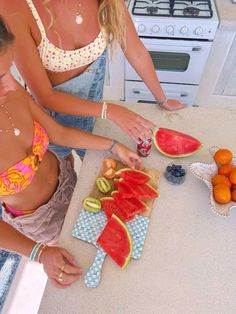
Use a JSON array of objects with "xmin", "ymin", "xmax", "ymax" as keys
[{"xmin": 25, "ymin": 0, "xmax": 47, "ymax": 38}]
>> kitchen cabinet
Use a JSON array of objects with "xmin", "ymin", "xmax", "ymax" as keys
[
  {"xmin": 196, "ymin": 0, "xmax": 236, "ymax": 107},
  {"xmin": 214, "ymin": 34, "xmax": 236, "ymax": 96}
]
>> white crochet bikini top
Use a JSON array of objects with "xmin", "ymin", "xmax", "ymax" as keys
[{"xmin": 26, "ymin": 0, "xmax": 107, "ymax": 72}]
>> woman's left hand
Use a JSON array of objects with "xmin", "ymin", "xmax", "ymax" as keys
[
  {"xmin": 159, "ymin": 99, "xmax": 186, "ymax": 111},
  {"xmin": 112, "ymin": 143, "xmax": 143, "ymax": 169}
]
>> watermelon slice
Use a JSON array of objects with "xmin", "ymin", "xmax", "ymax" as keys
[
  {"xmin": 112, "ymin": 191, "xmax": 147, "ymax": 214},
  {"xmin": 97, "ymin": 214, "xmax": 132, "ymax": 268},
  {"xmin": 100, "ymin": 197, "xmax": 127, "ymax": 221},
  {"xmin": 114, "ymin": 179, "xmax": 136, "ymax": 198},
  {"xmin": 115, "ymin": 168, "xmax": 151, "ymax": 185},
  {"xmin": 153, "ymin": 128, "xmax": 202, "ymax": 158},
  {"xmin": 121, "ymin": 179, "xmax": 159, "ymax": 200}
]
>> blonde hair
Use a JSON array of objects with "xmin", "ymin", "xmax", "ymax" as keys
[{"xmin": 42, "ymin": 0, "xmax": 126, "ymax": 50}]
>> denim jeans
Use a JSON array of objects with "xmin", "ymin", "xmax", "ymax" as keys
[{"xmin": 47, "ymin": 50, "xmax": 107, "ymax": 158}]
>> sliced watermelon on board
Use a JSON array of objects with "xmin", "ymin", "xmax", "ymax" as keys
[
  {"xmin": 100, "ymin": 197, "xmax": 127, "ymax": 221},
  {"xmin": 97, "ymin": 214, "xmax": 132, "ymax": 268},
  {"xmin": 122, "ymin": 179, "xmax": 159, "ymax": 200},
  {"xmin": 153, "ymin": 128, "xmax": 202, "ymax": 158},
  {"xmin": 114, "ymin": 179, "xmax": 136, "ymax": 198},
  {"xmin": 112, "ymin": 191, "xmax": 147, "ymax": 214},
  {"xmin": 115, "ymin": 168, "xmax": 151, "ymax": 185}
]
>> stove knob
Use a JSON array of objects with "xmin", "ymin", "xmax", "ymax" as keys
[
  {"xmin": 166, "ymin": 25, "xmax": 174, "ymax": 35},
  {"xmin": 180, "ymin": 26, "xmax": 189, "ymax": 34},
  {"xmin": 151, "ymin": 25, "xmax": 160, "ymax": 33},
  {"xmin": 137, "ymin": 24, "xmax": 146, "ymax": 33},
  {"xmin": 195, "ymin": 27, "xmax": 203, "ymax": 35}
]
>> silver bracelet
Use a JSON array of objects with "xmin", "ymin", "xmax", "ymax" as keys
[{"xmin": 104, "ymin": 139, "xmax": 119, "ymax": 157}]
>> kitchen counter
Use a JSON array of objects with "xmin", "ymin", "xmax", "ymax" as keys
[
  {"xmin": 39, "ymin": 104, "xmax": 236, "ymax": 314},
  {"xmin": 215, "ymin": 0, "xmax": 236, "ymax": 30}
]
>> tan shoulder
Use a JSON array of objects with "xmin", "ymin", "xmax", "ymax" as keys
[{"xmin": 0, "ymin": 0, "xmax": 31, "ymax": 25}]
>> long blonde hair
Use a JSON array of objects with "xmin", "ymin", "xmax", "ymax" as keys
[{"xmin": 42, "ymin": 0, "xmax": 126, "ymax": 49}]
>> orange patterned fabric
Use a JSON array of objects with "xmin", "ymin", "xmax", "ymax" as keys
[{"xmin": 0, "ymin": 121, "xmax": 49, "ymax": 195}]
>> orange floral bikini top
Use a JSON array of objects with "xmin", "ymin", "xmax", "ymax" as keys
[{"xmin": 0, "ymin": 121, "xmax": 49, "ymax": 195}]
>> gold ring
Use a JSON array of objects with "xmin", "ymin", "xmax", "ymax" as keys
[
  {"xmin": 60, "ymin": 262, "xmax": 66, "ymax": 272},
  {"xmin": 58, "ymin": 271, "xmax": 63, "ymax": 282}
]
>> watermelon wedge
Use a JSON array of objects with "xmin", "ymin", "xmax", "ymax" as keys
[
  {"xmin": 114, "ymin": 179, "xmax": 136, "ymax": 198},
  {"xmin": 100, "ymin": 197, "xmax": 127, "ymax": 221},
  {"xmin": 97, "ymin": 214, "xmax": 132, "ymax": 268},
  {"xmin": 153, "ymin": 128, "xmax": 202, "ymax": 158},
  {"xmin": 112, "ymin": 191, "xmax": 147, "ymax": 214},
  {"xmin": 115, "ymin": 168, "xmax": 151, "ymax": 185}
]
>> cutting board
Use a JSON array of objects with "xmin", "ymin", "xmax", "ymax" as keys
[
  {"xmin": 72, "ymin": 159, "xmax": 160, "ymax": 287},
  {"xmin": 72, "ymin": 210, "xmax": 150, "ymax": 287}
]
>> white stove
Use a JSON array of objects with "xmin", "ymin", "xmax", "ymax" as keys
[{"xmin": 125, "ymin": 0, "xmax": 219, "ymax": 106}]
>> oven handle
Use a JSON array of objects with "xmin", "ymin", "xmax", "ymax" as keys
[
  {"xmin": 143, "ymin": 44, "xmax": 202, "ymax": 53},
  {"xmin": 133, "ymin": 90, "xmax": 188, "ymax": 98}
]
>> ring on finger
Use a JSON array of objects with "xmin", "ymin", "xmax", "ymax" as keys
[
  {"xmin": 57, "ymin": 271, "xmax": 64, "ymax": 282},
  {"xmin": 60, "ymin": 261, "xmax": 67, "ymax": 272}
]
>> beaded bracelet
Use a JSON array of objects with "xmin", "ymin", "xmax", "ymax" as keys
[
  {"xmin": 101, "ymin": 101, "xmax": 107, "ymax": 119},
  {"xmin": 29, "ymin": 242, "xmax": 43, "ymax": 262}
]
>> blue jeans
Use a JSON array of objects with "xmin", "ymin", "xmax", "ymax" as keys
[{"xmin": 47, "ymin": 50, "xmax": 107, "ymax": 158}]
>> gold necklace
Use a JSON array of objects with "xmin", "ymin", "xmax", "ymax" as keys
[
  {"xmin": 75, "ymin": 1, "xmax": 83, "ymax": 25},
  {"xmin": 0, "ymin": 103, "xmax": 20, "ymax": 136}
]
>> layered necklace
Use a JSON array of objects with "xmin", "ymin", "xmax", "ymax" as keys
[
  {"xmin": 75, "ymin": 1, "xmax": 83, "ymax": 25},
  {"xmin": 0, "ymin": 103, "xmax": 20, "ymax": 136}
]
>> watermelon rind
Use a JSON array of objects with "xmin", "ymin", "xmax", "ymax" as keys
[{"xmin": 153, "ymin": 128, "xmax": 202, "ymax": 158}]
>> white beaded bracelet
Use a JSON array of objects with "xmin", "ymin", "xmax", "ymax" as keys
[{"xmin": 101, "ymin": 101, "xmax": 107, "ymax": 119}]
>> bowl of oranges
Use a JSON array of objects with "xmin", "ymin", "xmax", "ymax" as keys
[{"xmin": 189, "ymin": 146, "xmax": 236, "ymax": 217}]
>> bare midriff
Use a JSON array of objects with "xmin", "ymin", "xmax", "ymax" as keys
[{"xmin": 0, "ymin": 150, "xmax": 59, "ymax": 211}]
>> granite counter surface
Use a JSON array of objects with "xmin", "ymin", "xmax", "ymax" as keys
[{"xmin": 215, "ymin": 0, "xmax": 236, "ymax": 29}]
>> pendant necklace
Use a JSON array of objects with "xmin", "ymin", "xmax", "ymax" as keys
[
  {"xmin": 0, "ymin": 103, "xmax": 21, "ymax": 136},
  {"xmin": 75, "ymin": 1, "xmax": 83, "ymax": 25}
]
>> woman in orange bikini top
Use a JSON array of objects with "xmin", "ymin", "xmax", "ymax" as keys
[{"xmin": 0, "ymin": 16, "xmax": 142, "ymax": 288}]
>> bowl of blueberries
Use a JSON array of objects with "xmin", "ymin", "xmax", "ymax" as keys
[{"xmin": 165, "ymin": 162, "xmax": 187, "ymax": 185}]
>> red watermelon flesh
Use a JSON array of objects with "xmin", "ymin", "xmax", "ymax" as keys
[
  {"xmin": 97, "ymin": 214, "xmax": 132, "ymax": 268},
  {"xmin": 124, "ymin": 180, "xmax": 159, "ymax": 200},
  {"xmin": 116, "ymin": 168, "xmax": 151, "ymax": 185},
  {"xmin": 153, "ymin": 128, "xmax": 202, "ymax": 158},
  {"xmin": 114, "ymin": 179, "xmax": 136, "ymax": 198},
  {"xmin": 112, "ymin": 191, "xmax": 147, "ymax": 214},
  {"xmin": 112, "ymin": 191, "xmax": 145, "ymax": 220},
  {"xmin": 100, "ymin": 197, "xmax": 127, "ymax": 221}
]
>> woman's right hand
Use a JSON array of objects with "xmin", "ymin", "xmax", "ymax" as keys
[
  {"xmin": 40, "ymin": 246, "xmax": 82, "ymax": 288},
  {"xmin": 107, "ymin": 103, "xmax": 156, "ymax": 142}
]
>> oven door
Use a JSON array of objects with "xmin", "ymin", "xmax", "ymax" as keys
[{"xmin": 125, "ymin": 37, "xmax": 212, "ymax": 85}]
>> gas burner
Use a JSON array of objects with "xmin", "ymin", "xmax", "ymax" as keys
[
  {"xmin": 183, "ymin": 6, "xmax": 200, "ymax": 16},
  {"xmin": 147, "ymin": 6, "xmax": 158, "ymax": 14}
]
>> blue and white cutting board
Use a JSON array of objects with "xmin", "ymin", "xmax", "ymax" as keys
[{"xmin": 72, "ymin": 209, "xmax": 150, "ymax": 288}]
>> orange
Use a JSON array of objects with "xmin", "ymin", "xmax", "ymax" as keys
[
  {"xmin": 218, "ymin": 164, "xmax": 235, "ymax": 177},
  {"xmin": 213, "ymin": 184, "xmax": 231, "ymax": 204},
  {"xmin": 231, "ymin": 184, "xmax": 236, "ymax": 191},
  {"xmin": 214, "ymin": 149, "xmax": 233, "ymax": 165},
  {"xmin": 211, "ymin": 174, "xmax": 231, "ymax": 188},
  {"xmin": 229, "ymin": 169, "xmax": 236, "ymax": 184},
  {"xmin": 232, "ymin": 190, "xmax": 236, "ymax": 202}
]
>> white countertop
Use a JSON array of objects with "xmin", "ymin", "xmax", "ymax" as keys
[
  {"xmin": 39, "ymin": 104, "xmax": 236, "ymax": 314},
  {"xmin": 215, "ymin": 0, "xmax": 236, "ymax": 29}
]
